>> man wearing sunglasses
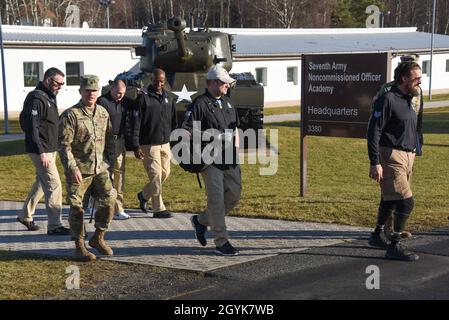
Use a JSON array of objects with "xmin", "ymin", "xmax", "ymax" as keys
[{"xmin": 18, "ymin": 67, "xmax": 70, "ymax": 235}]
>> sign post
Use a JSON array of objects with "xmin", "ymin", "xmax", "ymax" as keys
[{"xmin": 300, "ymin": 52, "xmax": 391, "ymax": 197}]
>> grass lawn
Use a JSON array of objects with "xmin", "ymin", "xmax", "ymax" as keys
[
  {"xmin": 263, "ymin": 106, "xmax": 299, "ymax": 116},
  {"xmin": 0, "ymin": 118, "xmax": 22, "ymax": 134},
  {"xmin": 0, "ymin": 250, "xmax": 176, "ymax": 300},
  {"xmin": 423, "ymin": 93, "xmax": 449, "ymax": 102}
]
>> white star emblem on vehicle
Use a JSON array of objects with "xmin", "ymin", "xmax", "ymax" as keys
[{"xmin": 173, "ymin": 84, "xmax": 197, "ymax": 103}]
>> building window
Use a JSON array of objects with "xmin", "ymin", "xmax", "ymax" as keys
[
  {"xmin": 422, "ymin": 60, "xmax": 430, "ymax": 75},
  {"xmin": 446, "ymin": 60, "xmax": 449, "ymax": 73},
  {"xmin": 255, "ymin": 67, "xmax": 267, "ymax": 86},
  {"xmin": 23, "ymin": 62, "xmax": 42, "ymax": 87},
  {"xmin": 287, "ymin": 67, "xmax": 298, "ymax": 85},
  {"xmin": 66, "ymin": 62, "xmax": 84, "ymax": 86}
]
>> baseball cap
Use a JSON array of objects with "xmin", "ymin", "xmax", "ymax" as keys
[
  {"xmin": 80, "ymin": 75, "xmax": 100, "ymax": 90},
  {"xmin": 206, "ymin": 65, "xmax": 236, "ymax": 85},
  {"xmin": 400, "ymin": 54, "xmax": 419, "ymax": 63}
]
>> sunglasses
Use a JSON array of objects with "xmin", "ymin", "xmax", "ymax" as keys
[{"xmin": 50, "ymin": 78, "xmax": 65, "ymax": 87}]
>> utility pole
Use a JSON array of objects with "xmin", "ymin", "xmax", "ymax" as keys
[
  {"xmin": 0, "ymin": 12, "xmax": 9, "ymax": 134},
  {"xmin": 429, "ymin": 0, "xmax": 437, "ymax": 101},
  {"xmin": 99, "ymin": 0, "xmax": 115, "ymax": 28}
]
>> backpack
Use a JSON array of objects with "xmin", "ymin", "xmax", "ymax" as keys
[
  {"xmin": 174, "ymin": 136, "xmax": 209, "ymax": 174},
  {"xmin": 19, "ymin": 90, "xmax": 52, "ymax": 132}
]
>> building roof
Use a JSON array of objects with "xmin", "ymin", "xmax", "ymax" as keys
[
  {"xmin": 229, "ymin": 28, "xmax": 449, "ymax": 57},
  {"xmin": 1, "ymin": 25, "xmax": 142, "ymax": 47},
  {"xmin": 2, "ymin": 25, "xmax": 449, "ymax": 56}
]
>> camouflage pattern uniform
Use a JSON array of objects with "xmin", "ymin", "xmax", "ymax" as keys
[
  {"xmin": 59, "ymin": 75, "xmax": 116, "ymax": 261},
  {"xmin": 371, "ymin": 54, "xmax": 423, "ymax": 240}
]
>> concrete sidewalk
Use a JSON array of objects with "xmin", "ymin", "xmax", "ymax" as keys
[{"xmin": 0, "ymin": 201, "xmax": 370, "ymax": 272}]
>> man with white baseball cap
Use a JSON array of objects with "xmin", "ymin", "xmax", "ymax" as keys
[
  {"xmin": 206, "ymin": 65, "xmax": 236, "ymax": 85},
  {"xmin": 182, "ymin": 64, "xmax": 241, "ymax": 256}
]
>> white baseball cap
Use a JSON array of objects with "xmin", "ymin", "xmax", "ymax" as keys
[{"xmin": 206, "ymin": 65, "xmax": 236, "ymax": 84}]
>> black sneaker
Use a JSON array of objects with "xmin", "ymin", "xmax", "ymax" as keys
[
  {"xmin": 368, "ymin": 232, "xmax": 389, "ymax": 249},
  {"xmin": 137, "ymin": 192, "xmax": 148, "ymax": 213},
  {"xmin": 385, "ymin": 243, "xmax": 419, "ymax": 261},
  {"xmin": 17, "ymin": 217, "xmax": 40, "ymax": 231},
  {"xmin": 190, "ymin": 215, "xmax": 207, "ymax": 246},
  {"xmin": 47, "ymin": 226, "xmax": 71, "ymax": 236},
  {"xmin": 215, "ymin": 241, "xmax": 239, "ymax": 256},
  {"xmin": 153, "ymin": 210, "xmax": 173, "ymax": 218}
]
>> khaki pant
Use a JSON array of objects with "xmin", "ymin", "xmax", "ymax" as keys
[
  {"xmin": 141, "ymin": 143, "xmax": 171, "ymax": 212},
  {"xmin": 379, "ymin": 147, "xmax": 415, "ymax": 201},
  {"xmin": 112, "ymin": 137, "xmax": 126, "ymax": 213},
  {"xmin": 21, "ymin": 152, "xmax": 63, "ymax": 230},
  {"xmin": 199, "ymin": 165, "xmax": 241, "ymax": 247}
]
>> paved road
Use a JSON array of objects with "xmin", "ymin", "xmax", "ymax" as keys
[{"xmin": 170, "ymin": 228, "xmax": 449, "ymax": 300}]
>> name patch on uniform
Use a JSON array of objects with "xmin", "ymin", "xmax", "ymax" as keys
[
  {"xmin": 165, "ymin": 98, "xmax": 169, "ymax": 104},
  {"xmin": 227, "ymin": 102, "xmax": 232, "ymax": 109},
  {"xmin": 32, "ymin": 110, "xmax": 38, "ymax": 116},
  {"xmin": 373, "ymin": 111, "xmax": 382, "ymax": 118}
]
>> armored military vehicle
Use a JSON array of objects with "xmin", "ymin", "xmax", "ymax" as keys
[{"xmin": 131, "ymin": 16, "xmax": 264, "ymax": 132}]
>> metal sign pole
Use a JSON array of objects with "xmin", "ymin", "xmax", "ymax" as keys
[
  {"xmin": 300, "ymin": 55, "xmax": 307, "ymax": 197},
  {"xmin": 0, "ymin": 14, "xmax": 9, "ymax": 134}
]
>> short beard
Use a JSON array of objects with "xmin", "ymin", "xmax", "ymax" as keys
[{"xmin": 408, "ymin": 83, "xmax": 420, "ymax": 97}]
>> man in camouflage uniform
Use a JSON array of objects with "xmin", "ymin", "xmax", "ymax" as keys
[
  {"xmin": 370, "ymin": 54, "xmax": 424, "ymax": 242},
  {"xmin": 59, "ymin": 75, "xmax": 116, "ymax": 262}
]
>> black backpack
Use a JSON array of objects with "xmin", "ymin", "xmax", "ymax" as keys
[
  {"xmin": 173, "ymin": 135, "xmax": 209, "ymax": 174},
  {"xmin": 19, "ymin": 90, "xmax": 52, "ymax": 132}
]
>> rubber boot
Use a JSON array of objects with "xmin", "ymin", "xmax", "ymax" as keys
[{"xmin": 89, "ymin": 229, "xmax": 113, "ymax": 256}]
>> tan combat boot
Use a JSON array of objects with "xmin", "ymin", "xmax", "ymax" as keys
[
  {"xmin": 74, "ymin": 237, "xmax": 96, "ymax": 262},
  {"xmin": 89, "ymin": 229, "xmax": 113, "ymax": 256}
]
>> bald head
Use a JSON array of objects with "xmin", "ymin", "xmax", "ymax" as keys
[
  {"xmin": 153, "ymin": 68, "xmax": 166, "ymax": 78},
  {"xmin": 110, "ymin": 79, "xmax": 127, "ymax": 102}
]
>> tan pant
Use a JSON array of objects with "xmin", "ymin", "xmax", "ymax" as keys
[
  {"xmin": 112, "ymin": 137, "xmax": 126, "ymax": 213},
  {"xmin": 380, "ymin": 147, "xmax": 415, "ymax": 201},
  {"xmin": 199, "ymin": 165, "xmax": 241, "ymax": 247},
  {"xmin": 21, "ymin": 152, "xmax": 63, "ymax": 230},
  {"xmin": 141, "ymin": 143, "xmax": 171, "ymax": 212}
]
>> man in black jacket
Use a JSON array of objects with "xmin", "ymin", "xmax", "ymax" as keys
[
  {"xmin": 367, "ymin": 62, "xmax": 422, "ymax": 261},
  {"xmin": 133, "ymin": 68, "xmax": 177, "ymax": 218},
  {"xmin": 182, "ymin": 65, "xmax": 241, "ymax": 256},
  {"xmin": 97, "ymin": 79, "xmax": 135, "ymax": 220},
  {"xmin": 19, "ymin": 67, "xmax": 70, "ymax": 235}
]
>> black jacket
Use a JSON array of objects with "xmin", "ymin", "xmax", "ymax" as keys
[
  {"xmin": 182, "ymin": 90, "xmax": 239, "ymax": 170},
  {"xmin": 22, "ymin": 82, "xmax": 59, "ymax": 154},
  {"xmin": 367, "ymin": 85, "xmax": 418, "ymax": 165},
  {"xmin": 97, "ymin": 92, "xmax": 136, "ymax": 136},
  {"xmin": 133, "ymin": 86, "xmax": 177, "ymax": 147}
]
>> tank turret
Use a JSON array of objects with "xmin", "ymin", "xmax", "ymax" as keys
[{"xmin": 133, "ymin": 16, "xmax": 263, "ymax": 132}]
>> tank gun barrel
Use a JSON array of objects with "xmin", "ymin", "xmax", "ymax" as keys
[{"xmin": 167, "ymin": 17, "xmax": 191, "ymax": 59}]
